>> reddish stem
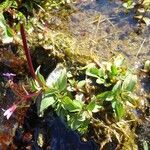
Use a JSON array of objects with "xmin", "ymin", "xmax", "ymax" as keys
[
  {"xmin": 23, "ymin": 90, "xmax": 42, "ymax": 100},
  {"xmin": 20, "ymin": 23, "xmax": 36, "ymax": 79},
  {"xmin": 15, "ymin": 90, "xmax": 42, "ymax": 106}
]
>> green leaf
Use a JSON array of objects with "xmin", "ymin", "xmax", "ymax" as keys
[
  {"xmin": 105, "ymin": 95, "xmax": 114, "ymax": 101},
  {"xmin": 44, "ymin": 87, "xmax": 58, "ymax": 94},
  {"xmin": 143, "ymin": 140, "xmax": 149, "ymax": 150},
  {"xmin": 76, "ymin": 118, "xmax": 89, "ymax": 134},
  {"xmin": 0, "ymin": 16, "xmax": 6, "ymax": 30},
  {"xmin": 111, "ymin": 65, "xmax": 118, "ymax": 76},
  {"xmin": 97, "ymin": 91, "xmax": 112, "ymax": 101},
  {"xmin": 6, "ymin": 25, "xmax": 14, "ymax": 37},
  {"xmin": 87, "ymin": 100, "xmax": 95, "ymax": 112},
  {"xmin": 87, "ymin": 96, "xmax": 102, "ymax": 112},
  {"xmin": 67, "ymin": 112, "xmax": 89, "ymax": 134},
  {"xmin": 0, "ymin": 0, "xmax": 13, "ymax": 11},
  {"xmin": 56, "ymin": 68, "xmax": 67, "ymax": 92},
  {"xmin": 77, "ymin": 80, "xmax": 86, "ymax": 89},
  {"xmin": 112, "ymin": 101, "xmax": 125, "ymax": 121},
  {"xmin": 98, "ymin": 68, "xmax": 105, "ymax": 77},
  {"xmin": 0, "ymin": 14, "xmax": 13, "ymax": 43},
  {"xmin": 62, "ymin": 96, "xmax": 82, "ymax": 112},
  {"xmin": 96, "ymin": 78, "xmax": 105, "ymax": 84},
  {"xmin": 122, "ymin": 0, "xmax": 135, "ymax": 9},
  {"xmin": 112, "ymin": 80, "xmax": 122, "ymax": 93},
  {"xmin": 30, "ymin": 79, "xmax": 38, "ymax": 91},
  {"xmin": 17, "ymin": 12, "xmax": 26, "ymax": 23},
  {"xmin": 92, "ymin": 104, "xmax": 102, "ymax": 112},
  {"xmin": 122, "ymin": 74, "xmax": 137, "ymax": 92},
  {"xmin": 73, "ymin": 100, "xmax": 83, "ymax": 109},
  {"xmin": 121, "ymin": 91, "xmax": 133, "ymax": 102},
  {"xmin": 46, "ymin": 64, "xmax": 67, "ymax": 91},
  {"xmin": 68, "ymin": 115, "xmax": 84, "ymax": 130},
  {"xmin": 86, "ymin": 65, "xmax": 106, "ymax": 85},
  {"xmin": 78, "ymin": 63, "xmax": 95, "ymax": 71},
  {"xmin": 113, "ymin": 55, "xmax": 125, "ymax": 67},
  {"xmin": 68, "ymin": 79, "xmax": 76, "ymax": 86},
  {"xmin": 86, "ymin": 66, "xmax": 99, "ymax": 78},
  {"xmin": 143, "ymin": 60, "xmax": 150, "ymax": 72},
  {"xmin": 56, "ymin": 105, "xmax": 67, "ymax": 119},
  {"xmin": 35, "ymin": 66, "xmax": 46, "ymax": 86},
  {"xmin": 40, "ymin": 94, "xmax": 55, "ymax": 115},
  {"xmin": 87, "ymin": 100, "xmax": 102, "ymax": 112},
  {"xmin": 30, "ymin": 79, "xmax": 42, "ymax": 91}
]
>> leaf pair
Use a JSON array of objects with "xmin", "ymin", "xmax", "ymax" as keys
[
  {"xmin": 97, "ymin": 73, "xmax": 137, "ymax": 121},
  {"xmin": 35, "ymin": 64, "xmax": 67, "ymax": 116},
  {"xmin": 87, "ymin": 97, "xmax": 102, "ymax": 113}
]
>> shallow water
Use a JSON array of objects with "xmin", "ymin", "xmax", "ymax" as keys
[{"xmin": 68, "ymin": 0, "xmax": 150, "ymax": 64}]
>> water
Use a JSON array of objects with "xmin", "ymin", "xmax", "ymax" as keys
[{"xmin": 68, "ymin": 0, "xmax": 150, "ymax": 64}]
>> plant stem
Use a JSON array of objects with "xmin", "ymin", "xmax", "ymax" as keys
[{"xmin": 20, "ymin": 23, "xmax": 36, "ymax": 79}]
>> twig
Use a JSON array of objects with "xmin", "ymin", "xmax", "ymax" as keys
[
  {"xmin": 94, "ymin": 14, "xmax": 101, "ymax": 38},
  {"xmin": 106, "ymin": 18, "xmax": 115, "ymax": 28},
  {"xmin": 90, "ymin": 17, "xmax": 116, "ymax": 24},
  {"xmin": 136, "ymin": 38, "xmax": 146, "ymax": 57}
]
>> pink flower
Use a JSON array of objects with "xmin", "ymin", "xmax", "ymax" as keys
[{"xmin": 3, "ymin": 104, "xmax": 17, "ymax": 119}]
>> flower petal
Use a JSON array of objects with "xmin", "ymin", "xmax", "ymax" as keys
[
  {"xmin": 6, "ymin": 112, "xmax": 13, "ymax": 120},
  {"xmin": 3, "ymin": 104, "xmax": 17, "ymax": 119}
]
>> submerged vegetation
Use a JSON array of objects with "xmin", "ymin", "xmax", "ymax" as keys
[{"xmin": 0, "ymin": 0, "xmax": 149, "ymax": 149}]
